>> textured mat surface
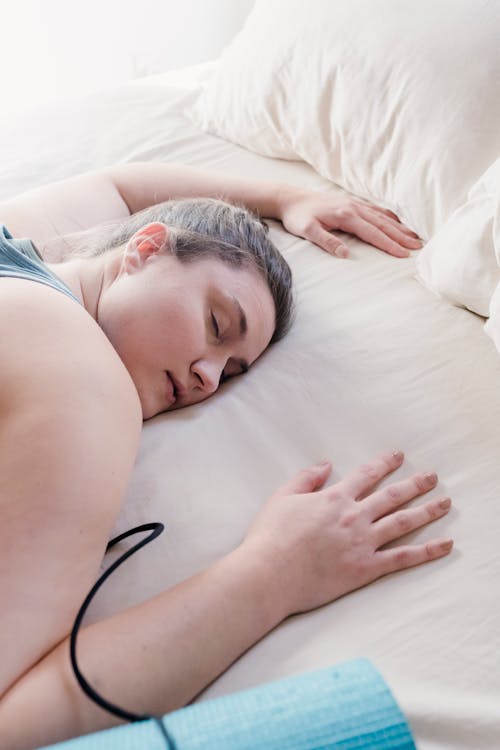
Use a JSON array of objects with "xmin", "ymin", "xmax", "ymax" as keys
[{"xmin": 39, "ymin": 659, "xmax": 416, "ymax": 749}]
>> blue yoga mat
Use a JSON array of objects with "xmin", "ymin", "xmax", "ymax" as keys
[{"xmin": 39, "ymin": 658, "xmax": 416, "ymax": 750}]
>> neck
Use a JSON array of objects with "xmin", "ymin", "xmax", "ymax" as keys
[{"xmin": 47, "ymin": 249, "xmax": 122, "ymax": 321}]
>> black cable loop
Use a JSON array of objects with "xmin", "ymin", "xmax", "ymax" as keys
[{"xmin": 69, "ymin": 522, "xmax": 178, "ymax": 749}]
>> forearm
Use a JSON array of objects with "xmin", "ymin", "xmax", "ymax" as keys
[
  {"xmin": 109, "ymin": 161, "xmax": 295, "ymax": 219},
  {"xmin": 0, "ymin": 545, "xmax": 286, "ymax": 750},
  {"xmin": 0, "ymin": 161, "xmax": 296, "ymax": 256},
  {"xmin": 0, "ymin": 171, "xmax": 130, "ymax": 247}
]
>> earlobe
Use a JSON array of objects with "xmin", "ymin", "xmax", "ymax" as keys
[{"xmin": 123, "ymin": 222, "xmax": 170, "ymax": 273}]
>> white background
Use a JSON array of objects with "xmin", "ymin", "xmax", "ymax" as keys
[{"xmin": 2, "ymin": 0, "xmax": 254, "ymax": 111}]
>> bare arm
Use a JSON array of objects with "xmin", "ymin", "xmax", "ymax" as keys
[
  {"xmin": 0, "ymin": 280, "xmax": 142, "ymax": 698},
  {"xmin": 0, "ymin": 164, "xmax": 283, "ymax": 249},
  {"xmin": 0, "ymin": 162, "xmax": 422, "ymax": 259},
  {"xmin": 0, "ymin": 444, "xmax": 453, "ymax": 749}
]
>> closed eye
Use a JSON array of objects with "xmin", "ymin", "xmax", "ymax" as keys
[{"xmin": 211, "ymin": 311, "xmax": 220, "ymax": 339}]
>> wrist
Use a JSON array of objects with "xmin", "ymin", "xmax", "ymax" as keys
[
  {"xmin": 272, "ymin": 183, "xmax": 304, "ymax": 220},
  {"xmin": 224, "ymin": 543, "xmax": 290, "ymax": 629}
]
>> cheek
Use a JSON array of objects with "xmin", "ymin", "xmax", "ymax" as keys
[
  {"xmin": 98, "ymin": 284, "xmax": 159, "ymax": 367},
  {"xmin": 161, "ymin": 303, "xmax": 205, "ymax": 362},
  {"xmin": 99, "ymin": 276, "xmax": 206, "ymax": 369}
]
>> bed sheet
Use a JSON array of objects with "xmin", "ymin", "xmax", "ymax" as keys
[{"xmin": 2, "ymin": 66, "xmax": 500, "ymax": 750}]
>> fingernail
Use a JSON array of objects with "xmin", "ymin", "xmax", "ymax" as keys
[
  {"xmin": 317, "ymin": 458, "xmax": 330, "ymax": 466},
  {"xmin": 439, "ymin": 497, "xmax": 451, "ymax": 510},
  {"xmin": 336, "ymin": 245, "xmax": 348, "ymax": 258},
  {"xmin": 392, "ymin": 450, "xmax": 404, "ymax": 461},
  {"xmin": 424, "ymin": 472, "xmax": 438, "ymax": 485},
  {"xmin": 440, "ymin": 539, "xmax": 453, "ymax": 552},
  {"xmin": 399, "ymin": 250, "xmax": 410, "ymax": 258}
]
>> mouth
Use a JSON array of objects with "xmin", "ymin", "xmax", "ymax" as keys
[
  {"xmin": 165, "ymin": 371, "xmax": 187, "ymax": 406},
  {"xmin": 165, "ymin": 371, "xmax": 177, "ymax": 406}
]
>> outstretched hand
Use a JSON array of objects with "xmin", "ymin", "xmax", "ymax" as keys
[
  {"xmin": 279, "ymin": 188, "xmax": 423, "ymax": 258},
  {"xmin": 242, "ymin": 450, "xmax": 452, "ymax": 618}
]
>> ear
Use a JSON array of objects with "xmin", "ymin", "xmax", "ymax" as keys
[{"xmin": 122, "ymin": 222, "xmax": 170, "ymax": 273}]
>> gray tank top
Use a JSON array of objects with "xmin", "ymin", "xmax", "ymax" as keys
[{"xmin": 0, "ymin": 225, "xmax": 80, "ymax": 305}]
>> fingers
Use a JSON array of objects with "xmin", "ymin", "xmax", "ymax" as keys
[
  {"xmin": 302, "ymin": 222, "xmax": 349, "ymax": 258},
  {"xmin": 376, "ymin": 537, "xmax": 454, "ymax": 576},
  {"xmin": 374, "ymin": 496, "xmax": 452, "ymax": 547},
  {"xmin": 359, "ymin": 206, "xmax": 423, "ymax": 249},
  {"xmin": 366, "ymin": 205, "xmax": 401, "ymax": 222},
  {"xmin": 346, "ymin": 218, "xmax": 416, "ymax": 257},
  {"xmin": 365, "ymin": 204, "xmax": 420, "ymax": 236},
  {"xmin": 325, "ymin": 202, "xmax": 422, "ymax": 258},
  {"xmin": 367, "ymin": 471, "xmax": 439, "ymax": 520},
  {"xmin": 277, "ymin": 460, "xmax": 332, "ymax": 496},
  {"xmin": 337, "ymin": 451, "xmax": 404, "ymax": 500}
]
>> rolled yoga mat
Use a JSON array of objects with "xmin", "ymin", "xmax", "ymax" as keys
[{"xmin": 39, "ymin": 658, "xmax": 416, "ymax": 750}]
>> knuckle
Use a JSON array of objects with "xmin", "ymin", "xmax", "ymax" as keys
[
  {"xmin": 395, "ymin": 512, "xmax": 412, "ymax": 533},
  {"xmin": 337, "ymin": 206, "xmax": 354, "ymax": 222},
  {"xmin": 323, "ymin": 484, "xmax": 343, "ymax": 501},
  {"xmin": 413, "ymin": 475, "xmax": 428, "ymax": 493},
  {"xmin": 339, "ymin": 510, "xmax": 359, "ymax": 529},
  {"xmin": 393, "ymin": 548, "xmax": 411, "ymax": 567},
  {"xmin": 426, "ymin": 502, "xmax": 440, "ymax": 521},
  {"xmin": 387, "ymin": 485, "xmax": 401, "ymax": 503},
  {"xmin": 359, "ymin": 463, "xmax": 379, "ymax": 479},
  {"xmin": 302, "ymin": 218, "xmax": 317, "ymax": 234},
  {"xmin": 326, "ymin": 486, "xmax": 341, "ymax": 502},
  {"xmin": 425, "ymin": 542, "xmax": 436, "ymax": 559}
]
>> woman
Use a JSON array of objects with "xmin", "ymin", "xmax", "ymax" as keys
[{"xmin": 0, "ymin": 162, "xmax": 451, "ymax": 749}]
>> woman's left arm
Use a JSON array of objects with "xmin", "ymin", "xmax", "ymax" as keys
[{"xmin": 0, "ymin": 162, "xmax": 421, "ymax": 258}]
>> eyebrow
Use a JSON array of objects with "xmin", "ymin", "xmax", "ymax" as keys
[
  {"xmin": 231, "ymin": 295, "xmax": 248, "ymax": 337},
  {"xmin": 229, "ymin": 295, "xmax": 249, "ymax": 373}
]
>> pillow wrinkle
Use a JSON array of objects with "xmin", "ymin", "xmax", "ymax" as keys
[{"xmin": 192, "ymin": 0, "xmax": 500, "ymax": 239}]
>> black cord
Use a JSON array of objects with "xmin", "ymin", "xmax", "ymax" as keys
[{"xmin": 69, "ymin": 522, "xmax": 178, "ymax": 749}]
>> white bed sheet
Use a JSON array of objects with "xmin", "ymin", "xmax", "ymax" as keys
[{"xmin": 2, "ymin": 66, "xmax": 500, "ymax": 749}]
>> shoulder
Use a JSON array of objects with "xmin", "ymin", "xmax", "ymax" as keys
[{"xmin": 0, "ymin": 278, "xmax": 142, "ymax": 432}]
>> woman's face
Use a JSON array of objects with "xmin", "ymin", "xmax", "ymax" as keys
[{"xmin": 97, "ymin": 224, "xmax": 276, "ymax": 419}]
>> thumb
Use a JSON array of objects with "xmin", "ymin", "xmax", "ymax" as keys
[
  {"xmin": 277, "ymin": 460, "xmax": 332, "ymax": 496},
  {"xmin": 304, "ymin": 222, "xmax": 349, "ymax": 258}
]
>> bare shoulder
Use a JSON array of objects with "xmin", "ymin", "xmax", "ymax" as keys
[
  {"xmin": 0, "ymin": 278, "xmax": 141, "ymax": 421},
  {"xmin": 0, "ymin": 279, "xmax": 142, "ymax": 696}
]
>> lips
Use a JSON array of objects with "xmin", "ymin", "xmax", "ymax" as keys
[
  {"xmin": 165, "ymin": 371, "xmax": 176, "ymax": 406},
  {"xmin": 168, "ymin": 372, "xmax": 187, "ymax": 400}
]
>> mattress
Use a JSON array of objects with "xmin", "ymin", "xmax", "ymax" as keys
[{"xmin": 2, "ymin": 64, "xmax": 500, "ymax": 750}]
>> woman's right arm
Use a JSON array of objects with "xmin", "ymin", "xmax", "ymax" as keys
[
  {"xmin": 0, "ymin": 279, "xmax": 142, "ymax": 699},
  {"xmin": 0, "ymin": 162, "xmax": 420, "ymax": 260}
]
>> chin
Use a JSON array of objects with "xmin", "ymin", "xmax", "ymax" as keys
[
  {"xmin": 141, "ymin": 406, "xmax": 157, "ymax": 421},
  {"xmin": 136, "ymin": 390, "xmax": 160, "ymax": 421}
]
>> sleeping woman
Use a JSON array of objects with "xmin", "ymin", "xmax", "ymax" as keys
[{"xmin": 0, "ymin": 162, "xmax": 452, "ymax": 749}]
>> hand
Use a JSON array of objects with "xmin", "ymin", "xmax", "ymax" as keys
[
  {"xmin": 242, "ymin": 451, "xmax": 452, "ymax": 618},
  {"xmin": 278, "ymin": 187, "xmax": 423, "ymax": 258}
]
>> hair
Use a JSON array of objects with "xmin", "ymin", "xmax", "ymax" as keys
[{"xmin": 63, "ymin": 198, "xmax": 294, "ymax": 343}]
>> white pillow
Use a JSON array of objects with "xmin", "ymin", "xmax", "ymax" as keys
[
  {"xmin": 193, "ymin": 0, "xmax": 500, "ymax": 240},
  {"xmin": 416, "ymin": 158, "xmax": 500, "ymax": 318},
  {"xmin": 416, "ymin": 158, "xmax": 500, "ymax": 357}
]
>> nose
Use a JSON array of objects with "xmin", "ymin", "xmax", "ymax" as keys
[{"xmin": 191, "ymin": 358, "xmax": 224, "ymax": 396}]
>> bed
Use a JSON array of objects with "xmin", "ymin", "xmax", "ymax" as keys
[{"xmin": 3, "ymin": 2, "xmax": 500, "ymax": 748}]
